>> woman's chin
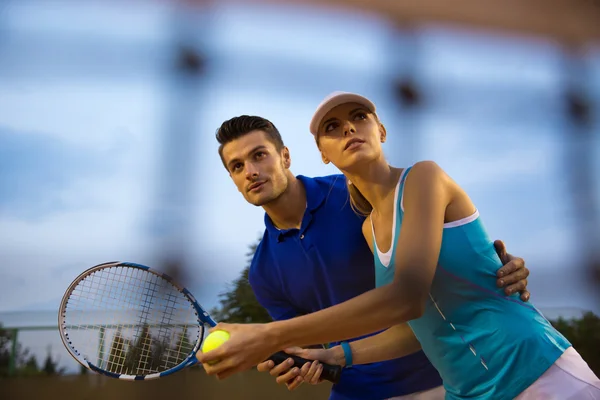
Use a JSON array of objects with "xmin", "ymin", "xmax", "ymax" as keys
[{"xmin": 337, "ymin": 153, "xmax": 380, "ymax": 171}]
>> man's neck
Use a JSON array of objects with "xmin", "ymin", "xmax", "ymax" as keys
[{"xmin": 263, "ymin": 174, "xmax": 307, "ymax": 230}]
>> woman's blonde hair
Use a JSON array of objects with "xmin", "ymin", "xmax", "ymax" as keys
[{"xmin": 347, "ymin": 181, "xmax": 373, "ymax": 217}]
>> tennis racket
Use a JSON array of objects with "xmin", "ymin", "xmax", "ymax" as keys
[{"xmin": 58, "ymin": 261, "xmax": 343, "ymax": 382}]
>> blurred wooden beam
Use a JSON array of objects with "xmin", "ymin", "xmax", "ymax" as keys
[{"xmin": 217, "ymin": 0, "xmax": 600, "ymax": 47}]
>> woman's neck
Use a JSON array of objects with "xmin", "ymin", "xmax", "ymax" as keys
[{"xmin": 344, "ymin": 160, "xmax": 402, "ymax": 214}]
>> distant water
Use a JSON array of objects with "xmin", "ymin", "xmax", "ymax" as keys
[{"xmin": 0, "ymin": 310, "xmax": 60, "ymax": 328}]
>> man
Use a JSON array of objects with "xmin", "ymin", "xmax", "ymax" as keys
[{"xmin": 215, "ymin": 115, "xmax": 530, "ymax": 400}]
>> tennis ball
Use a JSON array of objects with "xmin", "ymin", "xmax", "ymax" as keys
[{"xmin": 201, "ymin": 330, "xmax": 230, "ymax": 364}]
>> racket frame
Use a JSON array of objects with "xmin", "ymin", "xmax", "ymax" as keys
[{"xmin": 58, "ymin": 261, "xmax": 216, "ymax": 381}]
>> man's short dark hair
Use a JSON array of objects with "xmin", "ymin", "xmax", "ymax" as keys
[{"xmin": 216, "ymin": 115, "xmax": 285, "ymax": 170}]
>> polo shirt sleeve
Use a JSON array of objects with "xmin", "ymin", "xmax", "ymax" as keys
[{"xmin": 248, "ymin": 264, "xmax": 297, "ymax": 321}]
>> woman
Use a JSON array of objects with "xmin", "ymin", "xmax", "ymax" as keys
[{"xmin": 197, "ymin": 92, "xmax": 600, "ymax": 399}]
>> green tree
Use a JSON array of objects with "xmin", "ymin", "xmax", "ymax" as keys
[
  {"xmin": 211, "ymin": 240, "xmax": 272, "ymax": 323},
  {"xmin": 0, "ymin": 325, "xmax": 11, "ymax": 377},
  {"xmin": 551, "ymin": 311, "xmax": 600, "ymax": 374},
  {"xmin": 19, "ymin": 354, "xmax": 40, "ymax": 377},
  {"xmin": 41, "ymin": 345, "xmax": 66, "ymax": 375},
  {"xmin": 149, "ymin": 337, "xmax": 169, "ymax": 372},
  {"xmin": 42, "ymin": 353, "xmax": 55, "ymax": 375},
  {"xmin": 173, "ymin": 325, "xmax": 194, "ymax": 358},
  {"xmin": 124, "ymin": 324, "xmax": 153, "ymax": 373},
  {"xmin": 0, "ymin": 324, "xmax": 42, "ymax": 377},
  {"xmin": 106, "ymin": 329, "xmax": 127, "ymax": 373}
]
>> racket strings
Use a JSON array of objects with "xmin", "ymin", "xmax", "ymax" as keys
[{"xmin": 62, "ymin": 266, "xmax": 202, "ymax": 376}]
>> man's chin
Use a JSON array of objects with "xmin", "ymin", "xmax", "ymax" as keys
[{"xmin": 247, "ymin": 193, "xmax": 277, "ymax": 207}]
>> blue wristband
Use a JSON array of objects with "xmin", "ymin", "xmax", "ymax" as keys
[{"xmin": 340, "ymin": 341, "xmax": 353, "ymax": 367}]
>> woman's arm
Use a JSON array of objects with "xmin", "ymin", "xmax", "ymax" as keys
[
  {"xmin": 197, "ymin": 161, "xmax": 452, "ymax": 377},
  {"xmin": 346, "ymin": 323, "xmax": 422, "ymax": 365},
  {"xmin": 286, "ymin": 323, "xmax": 422, "ymax": 367},
  {"xmin": 270, "ymin": 161, "xmax": 450, "ymax": 349},
  {"xmin": 267, "ymin": 194, "xmax": 423, "ymax": 371}
]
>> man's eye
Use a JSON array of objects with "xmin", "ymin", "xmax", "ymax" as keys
[
  {"xmin": 255, "ymin": 152, "xmax": 266, "ymax": 159},
  {"xmin": 232, "ymin": 163, "xmax": 243, "ymax": 171}
]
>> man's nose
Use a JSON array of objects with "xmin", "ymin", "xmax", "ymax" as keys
[{"xmin": 245, "ymin": 163, "xmax": 259, "ymax": 179}]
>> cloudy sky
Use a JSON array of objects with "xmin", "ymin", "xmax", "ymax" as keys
[{"xmin": 1, "ymin": 0, "xmax": 599, "ymax": 331}]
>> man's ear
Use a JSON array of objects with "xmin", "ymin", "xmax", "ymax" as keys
[
  {"xmin": 379, "ymin": 123, "xmax": 387, "ymax": 143},
  {"xmin": 282, "ymin": 146, "xmax": 291, "ymax": 169}
]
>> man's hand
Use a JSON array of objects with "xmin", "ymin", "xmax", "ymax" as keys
[
  {"xmin": 257, "ymin": 357, "xmax": 304, "ymax": 390},
  {"xmin": 494, "ymin": 240, "xmax": 530, "ymax": 302},
  {"xmin": 256, "ymin": 349, "xmax": 326, "ymax": 391}
]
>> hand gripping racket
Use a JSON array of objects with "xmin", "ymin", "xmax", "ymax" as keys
[{"xmin": 58, "ymin": 261, "xmax": 342, "ymax": 382}]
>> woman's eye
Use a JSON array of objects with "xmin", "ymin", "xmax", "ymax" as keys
[
  {"xmin": 354, "ymin": 112, "xmax": 367, "ymax": 120},
  {"xmin": 325, "ymin": 122, "xmax": 337, "ymax": 132}
]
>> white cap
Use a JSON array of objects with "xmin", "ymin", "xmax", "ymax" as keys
[{"xmin": 309, "ymin": 91, "xmax": 376, "ymax": 136}]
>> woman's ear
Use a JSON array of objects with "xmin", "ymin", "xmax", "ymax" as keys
[
  {"xmin": 316, "ymin": 137, "xmax": 330, "ymax": 164},
  {"xmin": 379, "ymin": 123, "xmax": 387, "ymax": 143}
]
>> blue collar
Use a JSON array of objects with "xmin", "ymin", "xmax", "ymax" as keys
[{"xmin": 264, "ymin": 175, "xmax": 327, "ymax": 241}]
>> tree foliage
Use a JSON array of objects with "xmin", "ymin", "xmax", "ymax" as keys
[
  {"xmin": 0, "ymin": 325, "xmax": 65, "ymax": 377},
  {"xmin": 210, "ymin": 240, "xmax": 272, "ymax": 323},
  {"xmin": 101, "ymin": 324, "xmax": 198, "ymax": 375},
  {"xmin": 550, "ymin": 311, "xmax": 600, "ymax": 374}
]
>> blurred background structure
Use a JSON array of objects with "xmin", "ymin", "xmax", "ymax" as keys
[{"xmin": 0, "ymin": 0, "xmax": 599, "ymax": 398}]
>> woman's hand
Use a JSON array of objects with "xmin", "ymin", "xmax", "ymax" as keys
[{"xmin": 196, "ymin": 322, "xmax": 279, "ymax": 380}]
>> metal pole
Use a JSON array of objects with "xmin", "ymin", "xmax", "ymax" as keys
[
  {"xmin": 148, "ymin": 0, "xmax": 211, "ymax": 283},
  {"xmin": 97, "ymin": 326, "xmax": 105, "ymax": 369},
  {"xmin": 9, "ymin": 328, "xmax": 18, "ymax": 376},
  {"xmin": 561, "ymin": 45, "xmax": 599, "ymax": 307},
  {"xmin": 389, "ymin": 23, "xmax": 423, "ymax": 165}
]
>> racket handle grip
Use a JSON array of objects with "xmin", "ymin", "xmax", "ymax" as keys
[{"xmin": 268, "ymin": 351, "xmax": 342, "ymax": 384}]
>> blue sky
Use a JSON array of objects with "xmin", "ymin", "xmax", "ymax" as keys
[{"xmin": 1, "ymin": 0, "xmax": 599, "ymax": 327}]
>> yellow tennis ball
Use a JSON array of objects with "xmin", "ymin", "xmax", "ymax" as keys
[{"xmin": 201, "ymin": 330, "xmax": 230, "ymax": 364}]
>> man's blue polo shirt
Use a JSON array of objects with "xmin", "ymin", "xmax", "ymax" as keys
[{"xmin": 249, "ymin": 174, "xmax": 442, "ymax": 400}]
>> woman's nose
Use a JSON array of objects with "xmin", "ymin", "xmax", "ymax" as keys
[{"xmin": 343, "ymin": 122, "xmax": 356, "ymax": 137}]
